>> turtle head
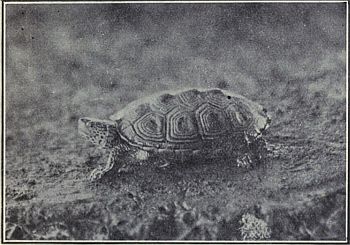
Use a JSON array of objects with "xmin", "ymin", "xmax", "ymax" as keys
[{"xmin": 78, "ymin": 117, "xmax": 120, "ymax": 148}]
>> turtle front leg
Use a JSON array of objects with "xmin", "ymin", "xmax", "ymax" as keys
[
  {"xmin": 236, "ymin": 137, "xmax": 268, "ymax": 168},
  {"xmin": 89, "ymin": 150, "xmax": 118, "ymax": 181}
]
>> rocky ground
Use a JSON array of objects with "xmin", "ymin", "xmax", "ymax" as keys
[{"xmin": 4, "ymin": 3, "xmax": 347, "ymax": 241}]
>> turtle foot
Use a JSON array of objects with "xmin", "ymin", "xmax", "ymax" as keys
[
  {"xmin": 117, "ymin": 164, "xmax": 133, "ymax": 174},
  {"xmin": 88, "ymin": 166, "xmax": 105, "ymax": 182},
  {"xmin": 236, "ymin": 154, "xmax": 254, "ymax": 168},
  {"xmin": 88, "ymin": 150, "xmax": 118, "ymax": 181}
]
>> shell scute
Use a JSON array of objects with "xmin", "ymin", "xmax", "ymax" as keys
[
  {"xmin": 203, "ymin": 89, "xmax": 231, "ymax": 108},
  {"xmin": 195, "ymin": 103, "xmax": 230, "ymax": 139},
  {"xmin": 225, "ymin": 100, "xmax": 254, "ymax": 129},
  {"xmin": 166, "ymin": 106, "xmax": 201, "ymax": 143},
  {"xmin": 150, "ymin": 93, "xmax": 179, "ymax": 114},
  {"xmin": 133, "ymin": 112, "xmax": 165, "ymax": 143},
  {"xmin": 177, "ymin": 89, "xmax": 205, "ymax": 109}
]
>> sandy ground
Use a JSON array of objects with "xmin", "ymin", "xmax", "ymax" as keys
[{"xmin": 4, "ymin": 3, "xmax": 347, "ymax": 240}]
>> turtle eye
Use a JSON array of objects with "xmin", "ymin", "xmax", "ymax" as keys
[{"xmin": 262, "ymin": 108, "xmax": 267, "ymax": 113}]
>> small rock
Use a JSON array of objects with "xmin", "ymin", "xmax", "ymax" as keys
[
  {"xmin": 13, "ymin": 190, "xmax": 35, "ymax": 201},
  {"xmin": 181, "ymin": 201, "xmax": 190, "ymax": 211},
  {"xmin": 6, "ymin": 224, "xmax": 26, "ymax": 240},
  {"xmin": 127, "ymin": 192, "xmax": 134, "ymax": 199},
  {"xmin": 182, "ymin": 212, "xmax": 195, "ymax": 226},
  {"xmin": 27, "ymin": 179, "xmax": 36, "ymax": 185}
]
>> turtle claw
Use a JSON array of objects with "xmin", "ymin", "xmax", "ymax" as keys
[
  {"xmin": 88, "ymin": 166, "xmax": 104, "ymax": 181},
  {"xmin": 236, "ymin": 154, "xmax": 254, "ymax": 168},
  {"xmin": 117, "ymin": 165, "xmax": 132, "ymax": 174}
]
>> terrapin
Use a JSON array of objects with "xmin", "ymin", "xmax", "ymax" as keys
[{"xmin": 78, "ymin": 88, "xmax": 271, "ymax": 181}]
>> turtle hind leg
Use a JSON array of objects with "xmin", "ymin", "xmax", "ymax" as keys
[{"xmin": 88, "ymin": 150, "xmax": 118, "ymax": 181}]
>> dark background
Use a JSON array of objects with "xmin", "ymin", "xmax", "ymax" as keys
[{"xmin": 5, "ymin": 3, "xmax": 347, "ymax": 240}]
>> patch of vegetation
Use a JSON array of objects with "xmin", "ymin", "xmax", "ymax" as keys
[{"xmin": 239, "ymin": 213, "xmax": 271, "ymax": 240}]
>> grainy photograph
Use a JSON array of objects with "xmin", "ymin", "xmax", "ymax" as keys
[{"xmin": 2, "ymin": 1, "xmax": 348, "ymax": 242}]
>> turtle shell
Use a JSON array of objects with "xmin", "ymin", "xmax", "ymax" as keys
[{"xmin": 110, "ymin": 89, "xmax": 259, "ymax": 151}]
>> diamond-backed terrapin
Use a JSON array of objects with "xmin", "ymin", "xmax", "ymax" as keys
[{"xmin": 78, "ymin": 88, "xmax": 271, "ymax": 181}]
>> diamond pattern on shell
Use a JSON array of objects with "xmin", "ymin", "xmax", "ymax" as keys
[{"xmin": 114, "ymin": 89, "xmax": 255, "ymax": 150}]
